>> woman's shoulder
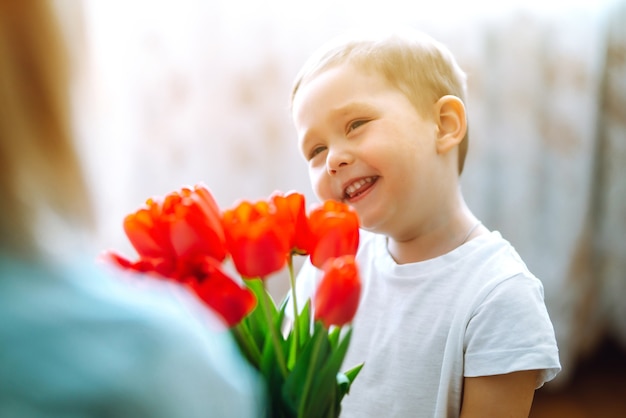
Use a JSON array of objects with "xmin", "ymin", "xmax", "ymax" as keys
[{"xmin": 0, "ymin": 257, "xmax": 262, "ymax": 417}]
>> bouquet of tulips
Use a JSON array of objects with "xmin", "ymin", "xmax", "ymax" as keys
[{"xmin": 104, "ymin": 184, "xmax": 363, "ymax": 418}]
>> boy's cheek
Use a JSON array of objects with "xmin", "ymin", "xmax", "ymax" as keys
[{"xmin": 309, "ymin": 169, "xmax": 331, "ymax": 202}]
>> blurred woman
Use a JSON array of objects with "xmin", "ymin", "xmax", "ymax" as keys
[{"xmin": 0, "ymin": 1, "xmax": 264, "ymax": 416}]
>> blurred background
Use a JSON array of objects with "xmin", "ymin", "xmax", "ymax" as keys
[{"xmin": 54, "ymin": 0, "xmax": 624, "ymax": 413}]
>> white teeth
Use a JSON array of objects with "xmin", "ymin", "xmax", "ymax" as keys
[{"xmin": 345, "ymin": 177, "xmax": 373, "ymax": 197}]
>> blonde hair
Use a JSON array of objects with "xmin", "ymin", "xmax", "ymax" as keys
[
  {"xmin": 291, "ymin": 27, "xmax": 469, "ymax": 174},
  {"xmin": 0, "ymin": 0, "xmax": 92, "ymax": 258}
]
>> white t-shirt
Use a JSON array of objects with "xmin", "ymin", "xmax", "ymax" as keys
[{"xmin": 291, "ymin": 230, "xmax": 561, "ymax": 418}]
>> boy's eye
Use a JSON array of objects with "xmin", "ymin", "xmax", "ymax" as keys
[
  {"xmin": 347, "ymin": 119, "xmax": 368, "ymax": 133},
  {"xmin": 308, "ymin": 145, "xmax": 326, "ymax": 160}
]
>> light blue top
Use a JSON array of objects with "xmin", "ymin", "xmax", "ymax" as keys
[{"xmin": 0, "ymin": 254, "xmax": 265, "ymax": 418}]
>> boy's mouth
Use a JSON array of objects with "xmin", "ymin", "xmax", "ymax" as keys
[{"xmin": 343, "ymin": 176, "xmax": 378, "ymax": 201}]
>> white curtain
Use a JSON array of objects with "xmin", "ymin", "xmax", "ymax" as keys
[{"xmin": 457, "ymin": 0, "xmax": 626, "ymax": 385}]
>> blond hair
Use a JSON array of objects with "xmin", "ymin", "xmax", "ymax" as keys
[
  {"xmin": 0, "ymin": 0, "xmax": 92, "ymax": 258},
  {"xmin": 291, "ymin": 27, "xmax": 469, "ymax": 174}
]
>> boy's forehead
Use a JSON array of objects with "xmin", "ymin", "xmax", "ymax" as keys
[
  {"xmin": 293, "ymin": 63, "xmax": 404, "ymax": 147},
  {"xmin": 301, "ymin": 59, "xmax": 376, "ymax": 90},
  {"xmin": 293, "ymin": 63, "xmax": 370, "ymax": 120},
  {"xmin": 294, "ymin": 62, "xmax": 383, "ymax": 106}
]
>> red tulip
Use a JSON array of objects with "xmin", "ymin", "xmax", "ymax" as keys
[
  {"xmin": 186, "ymin": 257, "xmax": 256, "ymax": 327},
  {"xmin": 308, "ymin": 200, "xmax": 360, "ymax": 269},
  {"xmin": 161, "ymin": 185, "xmax": 226, "ymax": 261},
  {"xmin": 270, "ymin": 191, "xmax": 311, "ymax": 254},
  {"xmin": 121, "ymin": 184, "xmax": 226, "ymax": 279},
  {"xmin": 314, "ymin": 255, "xmax": 361, "ymax": 328},
  {"xmin": 222, "ymin": 200, "xmax": 291, "ymax": 278}
]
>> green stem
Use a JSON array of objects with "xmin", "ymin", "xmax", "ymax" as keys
[
  {"xmin": 288, "ymin": 254, "xmax": 300, "ymax": 348},
  {"xmin": 297, "ymin": 327, "xmax": 324, "ymax": 418},
  {"xmin": 231, "ymin": 322, "xmax": 262, "ymax": 368},
  {"xmin": 259, "ymin": 284, "xmax": 288, "ymax": 377}
]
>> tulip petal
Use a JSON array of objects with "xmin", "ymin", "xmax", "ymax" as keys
[
  {"xmin": 308, "ymin": 201, "xmax": 360, "ymax": 268},
  {"xmin": 223, "ymin": 200, "xmax": 291, "ymax": 278},
  {"xmin": 188, "ymin": 258, "xmax": 257, "ymax": 327},
  {"xmin": 123, "ymin": 208, "xmax": 172, "ymax": 259},
  {"xmin": 314, "ymin": 255, "xmax": 361, "ymax": 328},
  {"xmin": 271, "ymin": 191, "xmax": 311, "ymax": 254},
  {"xmin": 167, "ymin": 203, "xmax": 226, "ymax": 261}
]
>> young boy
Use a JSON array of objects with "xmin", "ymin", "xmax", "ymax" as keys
[{"xmin": 289, "ymin": 28, "xmax": 561, "ymax": 417}]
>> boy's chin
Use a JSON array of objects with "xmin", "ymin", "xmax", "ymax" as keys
[
  {"xmin": 354, "ymin": 212, "xmax": 377, "ymax": 233},
  {"xmin": 353, "ymin": 207, "xmax": 392, "ymax": 236}
]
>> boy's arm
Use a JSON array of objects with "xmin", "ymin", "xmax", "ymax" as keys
[{"xmin": 460, "ymin": 370, "xmax": 539, "ymax": 418}]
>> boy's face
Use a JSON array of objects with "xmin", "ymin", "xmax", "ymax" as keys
[{"xmin": 292, "ymin": 63, "xmax": 446, "ymax": 237}]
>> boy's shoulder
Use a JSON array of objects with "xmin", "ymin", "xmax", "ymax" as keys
[{"xmin": 355, "ymin": 228, "xmax": 535, "ymax": 282}]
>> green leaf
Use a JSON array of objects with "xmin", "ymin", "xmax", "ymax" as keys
[
  {"xmin": 260, "ymin": 327, "xmax": 292, "ymax": 417},
  {"xmin": 335, "ymin": 363, "xmax": 364, "ymax": 414},
  {"xmin": 281, "ymin": 322, "xmax": 331, "ymax": 418},
  {"xmin": 246, "ymin": 278, "xmax": 278, "ymax": 317},
  {"xmin": 287, "ymin": 298, "xmax": 312, "ymax": 370},
  {"xmin": 278, "ymin": 297, "xmax": 288, "ymax": 313},
  {"xmin": 304, "ymin": 325, "xmax": 354, "ymax": 416},
  {"xmin": 238, "ymin": 279, "xmax": 364, "ymax": 418},
  {"xmin": 296, "ymin": 299, "xmax": 311, "ymax": 347},
  {"xmin": 344, "ymin": 362, "xmax": 365, "ymax": 384},
  {"xmin": 241, "ymin": 282, "xmax": 270, "ymax": 348},
  {"xmin": 275, "ymin": 297, "xmax": 288, "ymax": 333},
  {"xmin": 242, "ymin": 278, "xmax": 287, "ymax": 363},
  {"xmin": 323, "ymin": 326, "xmax": 354, "ymax": 378},
  {"xmin": 328, "ymin": 326, "xmax": 341, "ymax": 350},
  {"xmin": 230, "ymin": 322, "xmax": 262, "ymax": 368},
  {"xmin": 277, "ymin": 292, "xmax": 290, "ymax": 312}
]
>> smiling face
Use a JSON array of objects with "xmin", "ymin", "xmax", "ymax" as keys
[{"xmin": 292, "ymin": 63, "xmax": 456, "ymax": 240}]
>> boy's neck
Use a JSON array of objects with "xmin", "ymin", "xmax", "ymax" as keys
[{"xmin": 385, "ymin": 209, "xmax": 484, "ymax": 265}]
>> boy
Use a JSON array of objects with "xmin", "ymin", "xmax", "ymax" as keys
[{"xmin": 289, "ymin": 28, "xmax": 560, "ymax": 417}]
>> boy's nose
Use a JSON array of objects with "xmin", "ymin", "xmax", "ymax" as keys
[
  {"xmin": 326, "ymin": 150, "xmax": 353, "ymax": 175},
  {"xmin": 327, "ymin": 162, "xmax": 347, "ymax": 175}
]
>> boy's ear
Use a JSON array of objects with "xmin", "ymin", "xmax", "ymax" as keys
[{"xmin": 434, "ymin": 95, "xmax": 467, "ymax": 155}]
